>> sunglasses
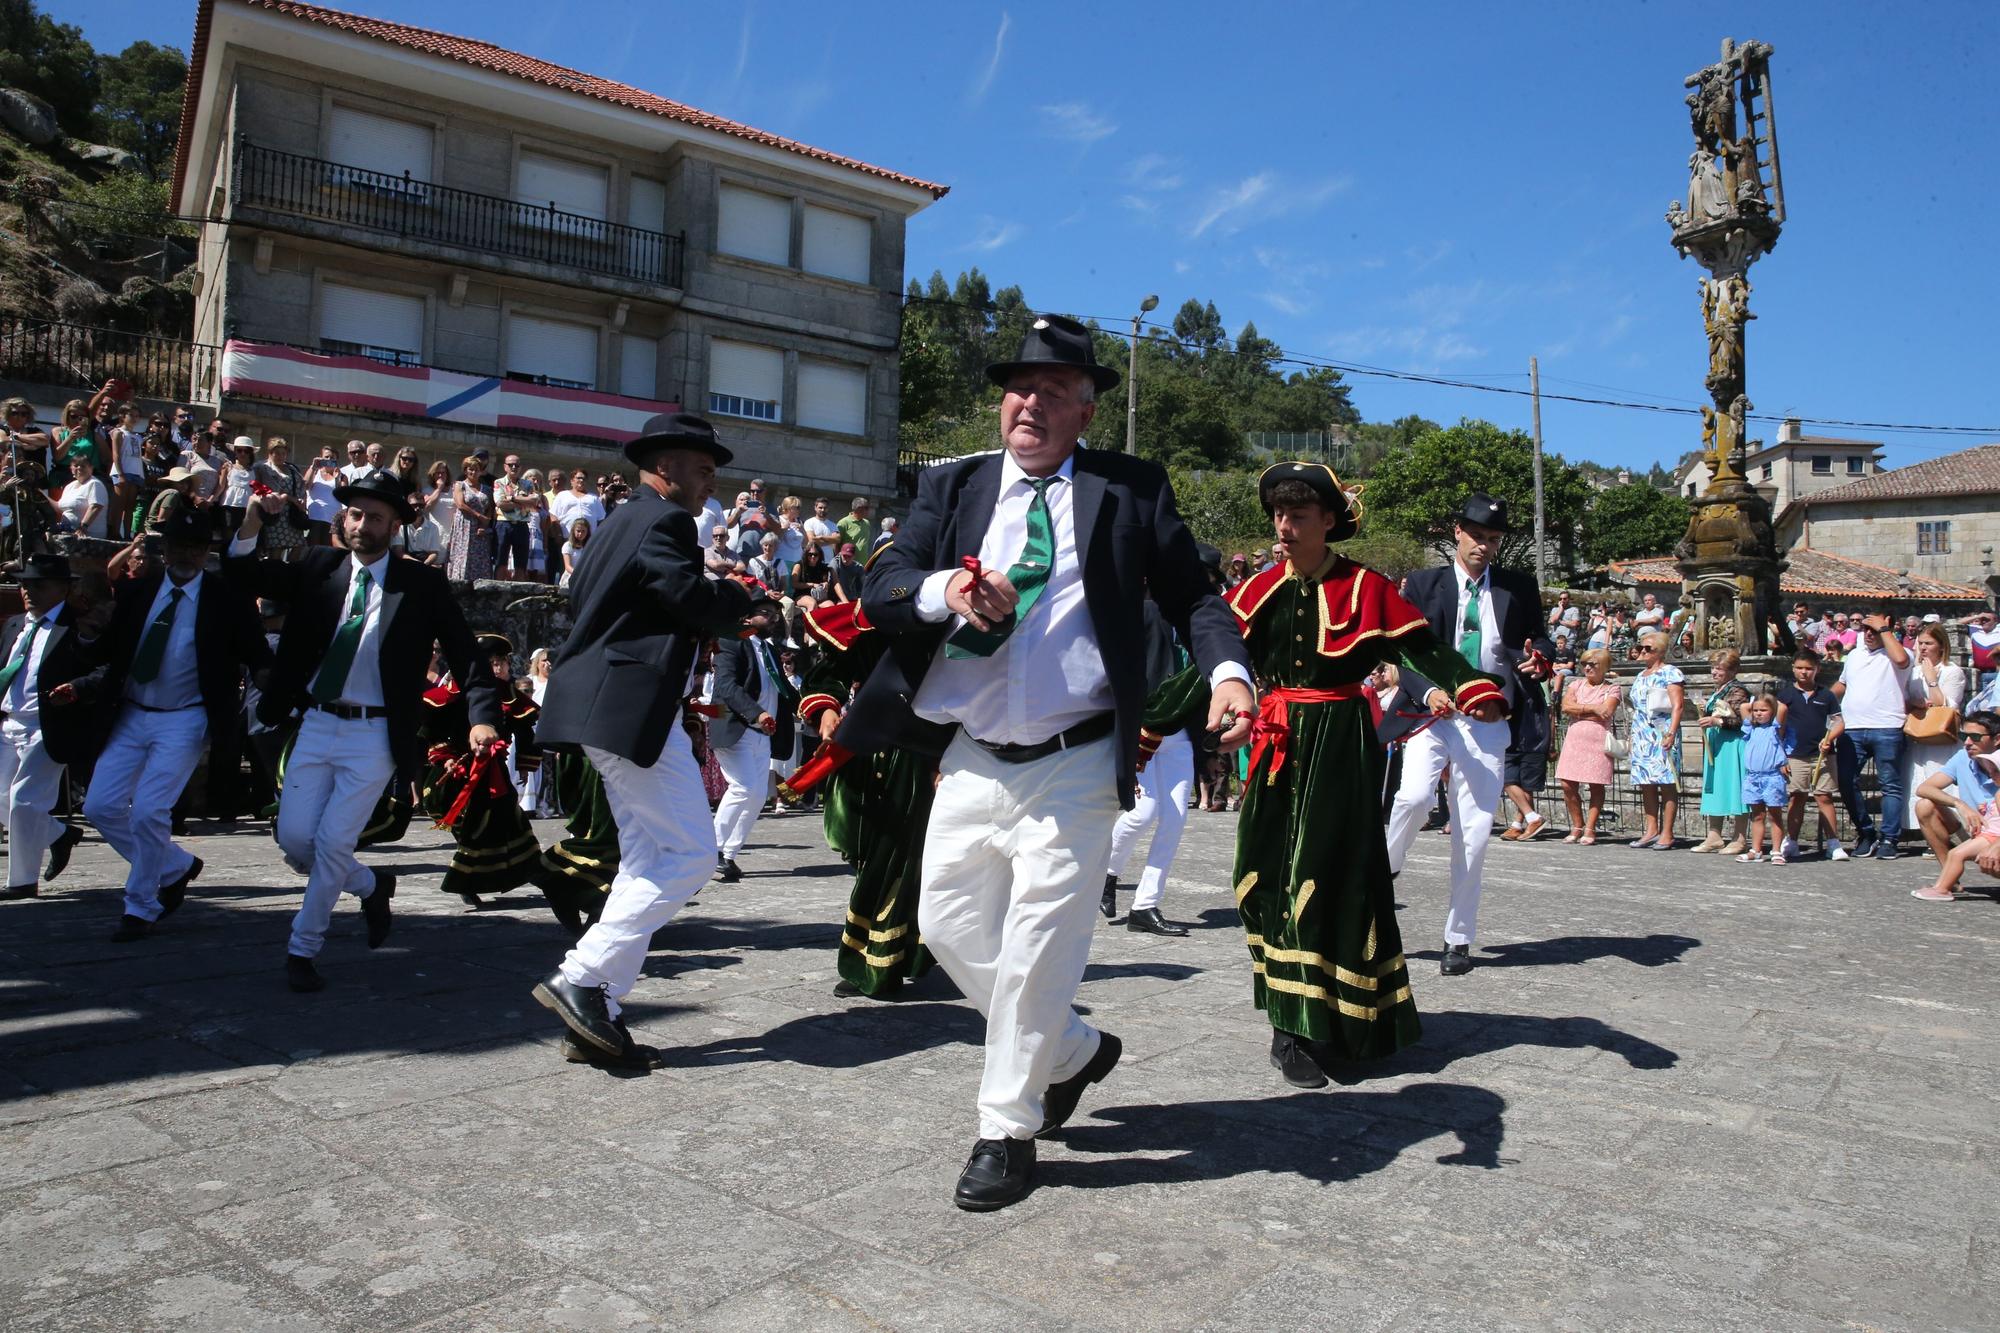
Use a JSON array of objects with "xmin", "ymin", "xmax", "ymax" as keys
[{"xmin": 1965, "ymin": 733, "xmax": 1993, "ymax": 744}]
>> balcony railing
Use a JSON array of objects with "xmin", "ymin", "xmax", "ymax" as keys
[
  {"xmin": 234, "ymin": 141, "xmax": 686, "ymax": 289},
  {"xmin": 0, "ymin": 315, "xmax": 219, "ymax": 404}
]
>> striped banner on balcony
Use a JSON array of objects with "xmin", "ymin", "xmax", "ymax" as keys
[{"xmin": 219, "ymin": 341, "xmax": 675, "ymax": 444}]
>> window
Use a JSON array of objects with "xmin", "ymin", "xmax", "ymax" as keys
[
  {"xmin": 796, "ymin": 358, "xmax": 867, "ymax": 435},
  {"xmin": 802, "ymin": 204, "xmax": 871, "ymax": 283},
  {"xmin": 516, "ymin": 150, "xmax": 608, "ymax": 221},
  {"xmin": 1847, "ymin": 456, "xmax": 1866, "ymax": 475},
  {"xmin": 619, "ymin": 334, "xmax": 659, "ymax": 400},
  {"xmin": 708, "ymin": 340, "xmax": 783, "ymax": 421},
  {"xmin": 1810, "ymin": 455, "xmax": 1832, "ymax": 475},
  {"xmin": 1760, "ymin": 462, "xmax": 1773, "ymax": 481},
  {"xmin": 325, "ymin": 106, "xmax": 432, "ymax": 194},
  {"xmin": 506, "ymin": 314, "xmax": 598, "ymax": 390},
  {"xmin": 319, "ymin": 281, "xmax": 423, "ymax": 364},
  {"xmin": 1917, "ymin": 521, "xmax": 1952, "ymax": 556},
  {"xmin": 717, "ymin": 185, "xmax": 791, "ymax": 266}
]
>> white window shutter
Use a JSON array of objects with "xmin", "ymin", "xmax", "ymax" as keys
[
  {"xmin": 516, "ymin": 151, "xmax": 608, "ymax": 220},
  {"xmin": 708, "ymin": 340, "xmax": 783, "ymax": 421},
  {"xmin": 507, "ymin": 314, "xmax": 599, "ymax": 388},
  {"xmin": 319, "ymin": 282, "xmax": 424, "ymax": 359},
  {"xmin": 627, "ymin": 177, "xmax": 667, "ymax": 232},
  {"xmin": 717, "ymin": 185, "xmax": 790, "ymax": 266},
  {"xmin": 802, "ymin": 205, "xmax": 871, "ymax": 284},
  {"xmin": 326, "ymin": 107, "xmax": 432, "ymax": 182},
  {"xmin": 620, "ymin": 335, "xmax": 659, "ymax": 400},
  {"xmin": 796, "ymin": 359, "xmax": 867, "ymax": 435}
]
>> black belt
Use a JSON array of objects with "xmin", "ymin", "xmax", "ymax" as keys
[
  {"xmin": 130, "ymin": 700, "xmax": 202, "ymax": 713},
  {"xmin": 968, "ymin": 712, "xmax": 1115, "ymax": 764},
  {"xmin": 313, "ymin": 702, "xmax": 391, "ymax": 720}
]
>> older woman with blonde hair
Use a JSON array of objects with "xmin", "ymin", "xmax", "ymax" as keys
[
  {"xmin": 1556, "ymin": 647, "xmax": 1621, "ymax": 844},
  {"xmin": 1626, "ymin": 631, "xmax": 1686, "ymax": 848}
]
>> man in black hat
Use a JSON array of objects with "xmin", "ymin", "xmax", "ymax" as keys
[
  {"xmin": 708, "ymin": 590, "xmax": 785, "ymax": 883},
  {"xmin": 0, "ymin": 554, "xmax": 96, "ymax": 898},
  {"xmin": 78, "ymin": 508, "xmax": 270, "ymax": 940},
  {"xmin": 227, "ymin": 468, "xmax": 500, "ymax": 991},
  {"xmin": 839, "ymin": 314, "xmax": 1255, "ymax": 1210},
  {"xmin": 529, "ymin": 413, "xmax": 758, "ymax": 1070},
  {"xmin": 1384, "ymin": 491, "xmax": 1551, "ymax": 977}
]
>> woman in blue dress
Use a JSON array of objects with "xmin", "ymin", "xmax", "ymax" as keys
[{"xmin": 1626, "ymin": 631, "xmax": 1686, "ymax": 849}]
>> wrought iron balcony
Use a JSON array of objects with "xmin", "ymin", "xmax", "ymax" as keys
[
  {"xmin": 234, "ymin": 141, "xmax": 685, "ymax": 289},
  {"xmin": 0, "ymin": 314, "xmax": 219, "ymax": 404}
]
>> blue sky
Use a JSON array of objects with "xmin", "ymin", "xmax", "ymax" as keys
[{"xmin": 58, "ymin": 0, "xmax": 2000, "ymax": 473}]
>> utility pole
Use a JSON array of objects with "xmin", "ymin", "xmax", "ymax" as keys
[
  {"xmin": 1530, "ymin": 355, "xmax": 1547, "ymax": 587},
  {"xmin": 1126, "ymin": 294, "xmax": 1158, "ymax": 454}
]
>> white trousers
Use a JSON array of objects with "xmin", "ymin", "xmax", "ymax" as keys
[
  {"xmin": 1384, "ymin": 716, "xmax": 1509, "ymax": 946},
  {"xmin": 84, "ymin": 706, "xmax": 206, "ymax": 921},
  {"xmin": 712, "ymin": 728, "xmax": 771, "ymax": 858},
  {"xmin": 1106, "ymin": 730, "xmax": 1194, "ymax": 911},
  {"xmin": 560, "ymin": 735, "xmax": 714, "ymax": 1018},
  {"xmin": 0, "ymin": 718, "xmax": 65, "ymax": 889},
  {"xmin": 277, "ymin": 710, "xmax": 396, "ymax": 957},
  {"xmin": 920, "ymin": 731, "xmax": 1120, "ymax": 1141}
]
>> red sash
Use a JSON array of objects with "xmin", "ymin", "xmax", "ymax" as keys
[{"xmin": 1248, "ymin": 683, "xmax": 1367, "ymax": 779}]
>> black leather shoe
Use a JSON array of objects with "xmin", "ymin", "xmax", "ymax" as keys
[
  {"xmin": 531, "ymin": 970, "xmax": 623, "ymax": 1055},
  {"xmin": 44, "ymin": 823, "xmax": 82, "ymax": 881},
  {"xmin": 832, "ymin": 978, "xmax": 863, "ymax": 998},
  {"xmin": 0, "ymin": 883, "xmax": 38, "ymax": 900},
  {"xmin": 953, "ymin": 1136, "xmax": 1035, "ymax": 1211},
  {"xmin": 562, "ymin": 1018, "xmax": 663, "ymax": 1070},
  {"xmin": 286, "ymin": 954, "xmax": 325, "ymax": 993},
  {"xmin": 1126, "ymin": 907, "xmax": 1188, "ymax": 936},
  {"xmin": 1270, "ymin": 1031, "xmax": 1328, "ymax": 1089},
  {"xmin": 110, "ymin": 914, "xmax": 152, "ymax": 942},
  {"xmin": 713, "ymin": 857, "xmax": 742, "ymax": 883},
  {"xmin": 1440, "ymin": 943, "xmax": 1474, "ymax": 976},
  {"xmin": 1099, "ymin": 873, "xmax": 1117, "ymax": 920},
  {"xmin": 1037, "ymin": 1033, "xmax": 1122, "ymax": 1137},
  {"xmin": 158, "ymin": 856, "xmax": 203, "ymax": 917},
  {"xmin": 362, "ymin": 870, "xmax": 395, "ymax": 948}
]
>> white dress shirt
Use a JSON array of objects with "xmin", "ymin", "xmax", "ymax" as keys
[
  {"xmin": 1452, "ymin": 561, "xmax": 1501, "ymax": 674},
  {"xmin": 310, "ymin": 550, "xmax": 392, "ymax": 708},
  {"xmin": 750, "ymin": 637, "xmax": 780, "ymax": 719},
  {"xmin": 912, "ymin": 452, "xmax": 1248, "ymax": 746},
  {"xmin": 3, "ymin": 601, "xmax": 65, "ymax": 720},
  {"xmin": 125, "ymin": 573, "xmax": 205, "ymax": 711}
]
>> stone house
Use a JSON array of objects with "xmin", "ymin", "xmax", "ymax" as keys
[
  {"xmin": 170, "ymin": 0, "xmax": 946, "ymax": 504},
  {"xmin": 1680, "ymin": 418, "xmax": 1885, "ymax": 508},
  {"xmin": 1608, "ymin": 548, "xmax": 1987, "ymax": 624},
  {"xmin": 1772, "ymin": 442, "xmax": 2000, "ymax": 594}
]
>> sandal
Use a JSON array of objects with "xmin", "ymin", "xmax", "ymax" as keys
[
  {"xmin": 1734, "ymin": 851, "xmax": 1765, "ymax": 863},
  {"xmin": 1578, "ymin": 835, "xmax": 1597, "ymax": 846},
  {"xmin": 1769, "ymin": 854, "xmax": 1787, "ymax": 865},
  {"xmin": 1562, "ymin": 831, "xmax": 1581, "ymax": 844},
  {"xmin": 1911, "ymin": 887, "xmax": 1961, "ymax": 902}
]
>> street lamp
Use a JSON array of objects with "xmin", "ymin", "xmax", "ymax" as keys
[{"xmin": 1125, "ymin": 293, "xmax": 1159, "ymax": 455}]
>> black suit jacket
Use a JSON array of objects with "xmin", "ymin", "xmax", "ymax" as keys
[
  {"xmin": 538, "ymin": 486, "xmax": 752, "ymax": 767},
  {"xmin": 841, "ymin": 446, "xmax": 1247, "ymax": 809},
  {"xmin": 710, "ymin": 634, "xmax": 771, "ymax": 752},
  {"xmin": 0, "ymin": 604, "xmax": 99, "ymax": 766},
  {"xmin": 1397, "ymin": 563, "xmax": 1554, "ymax": 753},
  {"xmin": 77, "ymin": 571, "xmax": 273, "ymax": 747},
  {"xmin": 225, "ymin": 546, "xmax": 498, "ymax": 771}
]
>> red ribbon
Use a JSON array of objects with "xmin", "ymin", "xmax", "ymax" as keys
[
  {"xmin": 1248, "ymin": 684, "xmax": 1367, "ymax": 781},
  {"xmin": 780, "ymin": 740, "xmax": 856, "ymax": 798},
  {"xmin": 436, "ymin": 739, "xmax": 510, "ymax": 829}
]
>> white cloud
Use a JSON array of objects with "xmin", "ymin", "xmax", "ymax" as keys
[
  {"xmin": 731, "ymin": 8, "xmax": 753, "ymax": 86},
  {"xmin": 962, "ymin": 218, "xmax": 1023, "ymax": 253},
  {"xmin": 967, "ymin": 12, "xmax": 1010, "ymax": 106},
  {"xmin": 1122, "ymin": 153, "xmax": 1184, "ymax": 191},
  {"xmin": 1259, "ymin": 290, "xmax": 1310, "ymax": 316},
  {"xmin": 1190, "ymin": 173, "xmax": 1273, "ymax": 238},
  {"xmin": 1040, "ymin": 102, "xmax": 1118, "ymax": 145},
  {"xmin": 1188, "ymin": 172, "xmax": 1349, "ymax": 239},
  {"xmin": 1172, "ymin": 258, "xmax": 1193, "ymax": 275},
  {"xmin": 1120, "ymin": 194, "xmax": 1159, "ymax": 216}
]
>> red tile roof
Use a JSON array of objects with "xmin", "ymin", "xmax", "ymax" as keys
[
  {"xmin": 175, "ymin": 0, "xmax": 948, "ymax": 202},
  {"xmin": 1610, "ymin": 548, "xmax": 1986, "ymax": 604},
  {"xmin": 1791, "ymin": 442, "xmax": 2000, "ymax": 508}
]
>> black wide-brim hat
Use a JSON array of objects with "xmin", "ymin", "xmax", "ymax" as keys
[
  {"xmin": 17, "ymin": 552, "xmax": 71, "ymax": 583},
  {"xmin": 154, "ymin": 508, "xmax": 212, "ymax": 547},
  {"xmin": 333, "ymin": 468, "xmax": 417, "ymax": 522},
  {"xmin": 986, "ymin": 314, "xmax": 1120, "ymax": 394},
  {"xmin": 1257, "ymin": 460, "xmax": 1362, "ymax": 542},
  {"xmin": 626, "ymin": 411, "xmax": 734, "ymax": 468},
  {"xmin": 1453, "ymin": 491, "xmax": 1513, "ymax": 534}
]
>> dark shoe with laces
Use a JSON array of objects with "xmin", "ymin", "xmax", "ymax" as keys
[
  {"xmin": 531, "ymin": 970, "xmax": 623, "ymax": 1055},
  {"xmin": 110, "ymin": 914, "xmax": 152, "ymax": 942},
  {"xmin": 362, "ymin": 870, "xmax": 395, "ymax": 948},
  {"xmin": 1852, "ymin": 833, "xmax": 1878, "ymax": 859},
  {"xmin": 1037, "ymin": 1033, "xmax": 1122, "ymax": 1138},
  {"xmin": 1440, "ymin": 943, "xmax": 1474, "ymax": 976},
  {"xmin": 562, "ymin": 1018, "xmax": 663, "ymax": 1070},
  {"xmin": 44, "ymin": 823, "xmax": 82, "ymax": 881},
  {"xmin": 1126, "ymin": 907, "xmax": 1188, "ymax": 936},
  {"xmin": 953, "ymin": 1136, "xmax": 1035, "ymax": 1211},
  {"xmin": 1, "ymin": 883, "xmax": 38, "ymax": 900},
  {"xmin": 158, "ymin": 856, "xmax": 203, "ymax": 917},
  {"xmin": 713, "ymin": 856, "xmax": 743, "ymax": 883},
  {"xmin": 286, "ymin": 954, "xmax": 325, "ymax": 993},
  {"xmin": 1099, "ymin": 873, "xmax": 1117, "ymax": 920},
  {"xmin": 1872, "ymin": 839, "xmax": 1902, "ymax": 860},
  {"xmin": 1271, "ymin": 1031, "xmax": 1329, "ymax": 1089}
]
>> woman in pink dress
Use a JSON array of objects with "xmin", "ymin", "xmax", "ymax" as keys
[{"xmin": 1556, "ymin": 648, "xmax": 1621, "ymax": 844}]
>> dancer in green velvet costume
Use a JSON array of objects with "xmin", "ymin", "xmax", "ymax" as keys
[
  {"xmin": 418, "ymin": 635, "xmax": 541, "ymax": 907},
  {"xmin": 1226, "ymin": 462, "xmax": 1506, "ymax": 1089},
  {"xmin": 531, "ymin": 748, "xmax": 620, "ymax": 938}
]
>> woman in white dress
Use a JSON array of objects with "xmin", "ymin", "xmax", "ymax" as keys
[{"xmin": 1903, "ymin": 622, "xmax": 1968, "ymax": 832}]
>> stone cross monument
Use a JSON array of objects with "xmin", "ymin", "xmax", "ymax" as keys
[{"xmin": 1666, "ymin": 38, "xmax": 1791, "ymax": 656}]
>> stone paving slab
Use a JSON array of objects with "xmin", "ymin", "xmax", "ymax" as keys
[{"xmin": 2, "ymin": 807, "xmax": 1998, "ymax": 1330}]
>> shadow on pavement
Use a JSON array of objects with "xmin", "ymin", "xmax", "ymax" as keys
[
  {"xmin": 1081, "ymin": 961, "xmax": 1203, "ymax": 983},
  {"xmin": 1410, "ymin": 933, "xmax": 1702, "ymax": 970},
  {"xmin": 663, "ymin": 999, "xmax": 983, "ymax": 1071},
  {"xmin": 1356, "ymin": 1010, "xmax": 1678, "ymax": 1081}
]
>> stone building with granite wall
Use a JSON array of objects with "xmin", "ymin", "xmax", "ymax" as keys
[
  {"xmin": 1772, "ymin": 443, "xmax": 2000, "ymax": 596},
  {"xmin": 170, "ymin": 0, "xmax": 946, "ymax": 505}
]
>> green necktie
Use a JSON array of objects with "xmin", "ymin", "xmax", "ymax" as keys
[
  {"xmin": 1458, "ymin": 576, "xmax": 1484, "ymax": 668},
  {"xmin": 946, "ymin": 478, "xmax": 1055, "ymax": 659},
  {"xmin": 129, "ymin": 587, "xmax": 185, "ymax": 685},
  {"xmin": 0, "ymin": 618, "xmax": 43, "ymax": 696},
  {"xmin": 311, "ymin": 567, "xmax": 373, "ymax": 704}
]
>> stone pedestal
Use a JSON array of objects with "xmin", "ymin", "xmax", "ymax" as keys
[{"xmin": 1674, "ymin": 480, "xmax": 1788, "ymax": 656}]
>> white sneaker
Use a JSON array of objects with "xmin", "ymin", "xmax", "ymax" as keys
[
  {"xmin": 1828, "ymin": 841, "xmax": 1849, "ymax": 862},
  {"xmin": 1781, "ymin": 838, "xmax": 1801, "ymax": 860}
]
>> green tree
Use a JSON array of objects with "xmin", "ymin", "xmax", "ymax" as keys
[
  {"xmin": 1168, "ymin": 466, "xmax": 1267, "ymax": 554},
  {"xmin": 1581, "ymin": 483, "xmax": 1691, "ymax": 566},
  {"xmin": 93, "ymin": 40, "xmax": 186, "ymax": 175},
  {"xmin": 0, "ymin": 0, "xmax": 99, "ymax": 133},
  {"xmin": 1124, "ymin": 368, "xmax": 1244, "ymax": 470},
  {"xmin": 1362, "ymin": 418, "xmax": 1592, "ymax": 570},
  {"xmin": 1340, "ymin": 414, "xmax": 1438, "ymax": 478}
]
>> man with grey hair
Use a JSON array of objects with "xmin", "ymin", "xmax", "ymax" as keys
[
  {"xmin": 871, "ymin": 514, "xmax": 899, "ymax": 555},
  {"xmin": 837, "ymin": 496, "xmax": 874, "ymax": 554}
]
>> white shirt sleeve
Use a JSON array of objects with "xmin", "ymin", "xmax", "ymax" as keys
[{"xmin": 914, "ymin": 568, "xmax": 958, "ymax": 622}]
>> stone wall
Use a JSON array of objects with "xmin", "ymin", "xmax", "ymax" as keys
[{"xmin": 1781, "ymin": 494, "xmax": 2000, "ymax": 589}]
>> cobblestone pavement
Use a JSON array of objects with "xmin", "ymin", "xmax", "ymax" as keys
[{"xmin": 3, "ymin": 806, "xmax": 1996, "ymax": 1331}]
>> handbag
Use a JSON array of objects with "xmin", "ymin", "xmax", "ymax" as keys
[{"xmin": 1904, "ymin": 705, "xmax": 1960, "ymax": 742}]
